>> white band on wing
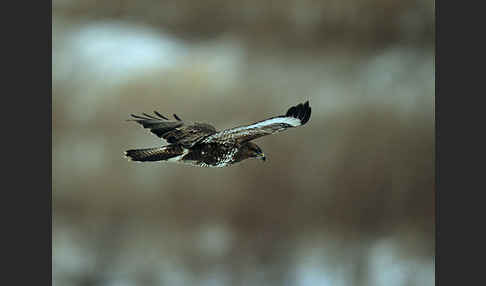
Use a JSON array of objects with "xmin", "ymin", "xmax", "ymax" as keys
[{"xmin": 239, "ymin": 116, "xmax": 301, "ymax": 130}]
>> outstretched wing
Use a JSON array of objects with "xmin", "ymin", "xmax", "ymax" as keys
[
  {"xmin": 128, "ymin": 111, "xmax": 217, "ymax": 147},
  {"xmin": 203, "ymin": 101, "xmax": 311, "ymax": 144}
]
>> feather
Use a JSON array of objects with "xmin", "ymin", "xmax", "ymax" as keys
[
  {"xmin": 154, "ymin": 111, "xmax": 168, "ymax": 120},
  {"xmin": 142, "ymin": 113, "xmax": 159, "ymax": 120},
  {"xmin": 131, "ymin": 114, "xmax": 150, "ymax": 120},
  {"xmin": 125, "ymin": 101, "xmax": 311, "ymax": 167}
]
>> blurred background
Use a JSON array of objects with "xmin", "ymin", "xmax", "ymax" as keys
[{"xmin": 52, "ymin": 0, "xmax": 435, "ymax": 285}]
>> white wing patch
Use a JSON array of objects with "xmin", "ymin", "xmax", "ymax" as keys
[
  {"xmin": 202, "ymin": 116, "xmax": 302, "ymax": 143},
  {"xmin": 233, "ymin": 116, "xmax": 301, "ymax": 132},
  {"xmin": 167, "ymin": 149, "xmax": 190, "ymax": 163}
]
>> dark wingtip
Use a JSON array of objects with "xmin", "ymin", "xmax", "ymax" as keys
[
  {"xmin": 130, "ymin": 113, "xmax": 152, "ymax": 120},
  {"xmin": 285, "ymin": 101, "xmax": 311, "ymax": 125},
  {"xmin": 154, "ymin": 111, "xmax": 168, "ymax": 120},
  {"xmin": 130, "ymin": 111, "xmax": 171, "ymax": 121},
  {"xmin": 286, "ymin": 106, "xmax": 296, "ymax": 117},
  {"xmin": 142, "ymin": 113, "xmax": 158, "ymax": 120}
]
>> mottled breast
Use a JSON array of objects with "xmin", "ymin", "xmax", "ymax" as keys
[{"xmin": 181, "ymin": 143, "xmax": 239, "ymax": 167}]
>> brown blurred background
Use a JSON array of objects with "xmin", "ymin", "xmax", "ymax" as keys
[{"xmin": 52, "ymin": 0, "xmax": 435, "ymax": 285}]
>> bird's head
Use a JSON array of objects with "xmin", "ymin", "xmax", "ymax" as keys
[{"xmin": 245, "ymin": 142, "xmax": 266, "ymax": 162}]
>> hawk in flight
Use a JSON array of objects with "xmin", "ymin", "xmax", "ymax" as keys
[{"xmin": 125, "ymin": 101, "xmax": 311, "ymax": 167}]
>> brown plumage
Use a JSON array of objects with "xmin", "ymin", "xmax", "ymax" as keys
[{"xmin": 125, "ymin": 101, "xmax": 311, "ymax": 167}]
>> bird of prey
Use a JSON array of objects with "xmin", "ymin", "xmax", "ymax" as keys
[{"xmin": 124, "ymin": 101, "xmax": 311, "ymax": 167}]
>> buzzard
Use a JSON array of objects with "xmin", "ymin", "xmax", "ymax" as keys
[{"xmin": 125, "ymin": 101, "xmax": 311, "ymax": 167}]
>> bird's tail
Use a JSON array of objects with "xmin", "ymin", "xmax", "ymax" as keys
[{"xmin": 124, "ymin": 145, "xmax": 184, "ymax": 162}]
